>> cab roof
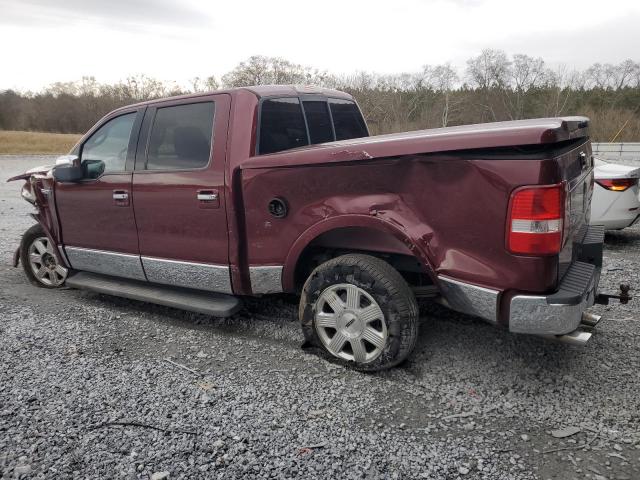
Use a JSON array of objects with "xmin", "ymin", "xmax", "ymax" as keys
[{"xmin": 113, "ymin": 85, "xmax": 353, "ymax": 113}]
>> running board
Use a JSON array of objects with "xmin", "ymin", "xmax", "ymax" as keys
[{"xmin": 65, "ymin": 272, "xmax": 242, "ymax": 317}]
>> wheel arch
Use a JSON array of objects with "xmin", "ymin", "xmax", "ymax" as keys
[{"xmin": 282, "ymin": 215, "xmax": 436, "ymax": 292}]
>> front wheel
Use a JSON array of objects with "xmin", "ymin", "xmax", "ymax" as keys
[
  {"xmin": 299, "ymin": 254, "xmax": 419, "ymax": 371},
  {"xmin": 20, "ymin": 224, "xmax": 68, "ymax": 288}
]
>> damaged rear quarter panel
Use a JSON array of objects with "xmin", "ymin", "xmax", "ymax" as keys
[{"xmin": 241, "ymin": 154, "xmax": 560, "ymax": 294}]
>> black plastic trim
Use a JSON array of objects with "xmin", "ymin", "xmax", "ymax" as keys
[{"xmin": 546, "ymin": 261, "xmax": 596, "ymax": 305}]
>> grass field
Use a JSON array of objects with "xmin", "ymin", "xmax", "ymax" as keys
[{"xmin": 0, "ymin": 130, "xmax": 82, "ymax": 155}]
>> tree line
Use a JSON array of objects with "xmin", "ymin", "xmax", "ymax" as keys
[{"xmin": 1, "ymin": 50, "xmax": 639, "ymax": 141}]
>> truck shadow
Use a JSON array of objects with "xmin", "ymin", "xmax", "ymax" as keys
[
  {"xmin": 77, "ymin": 289, "xmax": 598, "ymax": 380},
  {"xmin": 403, "ymin": 300, "xmax": 603, "ymax": 380},
  {"xmin": 604, "ymin": 225, "xmax": 640, "ymax": 247}
]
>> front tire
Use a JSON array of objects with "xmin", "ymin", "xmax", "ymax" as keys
[
  {"xmin": 299, "ymin": 254, "xmax": 419, "ymax": 371},
  {"xmin": 20, "ymin": 224, "xmax": 67, "ymax": 288}
]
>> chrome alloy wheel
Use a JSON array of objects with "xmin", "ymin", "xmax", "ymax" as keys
[
  {"xmin": 28, "ymin": 236, "xmax": 67, "ymax": 287},
  {"xmin": 314, "ymin": 283, "xmax": 388, "ymax": 363}
]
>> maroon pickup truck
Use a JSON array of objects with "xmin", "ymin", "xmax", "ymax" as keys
[{"xmin": 9, "ymin": 85, "xmax": 616, "ymax": 370}]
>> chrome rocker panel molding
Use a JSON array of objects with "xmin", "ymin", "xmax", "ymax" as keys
[
  {"xmin": 65, "ymin": 246, "xmax": 146, "ymax": 281},
  {"xmin": 437, "ymin": 275, "xmax": 499, "ymax": 324},
  {"xmin": 249, "ymin": 265, "xmax": 283, "ymax": 294},
  {"xmin": 141, "ymin": 256, "xmax": 232, "ymax": 294},
  {"xmin": 64, "ymin": 246, "xmax": 234, "ymax": 293}
]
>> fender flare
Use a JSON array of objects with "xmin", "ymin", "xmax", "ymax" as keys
[{"xmin": 281, "ymin": 214, "xmax": 436, "ymax": 291}]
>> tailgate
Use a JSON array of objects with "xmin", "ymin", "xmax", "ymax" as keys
[{"xmin": 558, "ymin": 139, "xmax": 595, "ymax": 280}]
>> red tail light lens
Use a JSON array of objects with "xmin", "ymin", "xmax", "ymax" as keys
[
  {"xmin": 507, "ymin": 184, "xmax": 564, "ymax": 255},
  {"xmin": 596, "ymin": 178, "xmax": 638, "ymax": 191}
]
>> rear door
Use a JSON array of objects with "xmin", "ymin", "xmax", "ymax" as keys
[
  {"xmin": 56, "ymin": 108, "xmax": 146, "ymax": 280},
  {"xmin": 132, "ymin": 94, "xmax": 232, "ymax": 293}
]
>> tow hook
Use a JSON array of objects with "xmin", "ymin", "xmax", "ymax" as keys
[{"xmin": 595, "ymin": 284, "xmax": 632, "ymax": 305}]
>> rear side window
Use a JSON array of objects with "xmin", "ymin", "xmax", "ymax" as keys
[
  {"xmin": 259, "ymin": 98, "xmax": 309, "ymax": 154},
  {"xmin": 329, "ymin": 99, "xmax": 368, "ymax": 140},
  {"xmin": 302, "ymin": 101, "xmax": 334, "ymax": 144},
  {"xmin": 146, "ymin": 102, "xmax": 214, "ymax": 170}
]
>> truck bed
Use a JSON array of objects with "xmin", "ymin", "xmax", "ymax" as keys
[{"xmin": 240, "ymin": 117, "xmax": 590, "ymax": 170}]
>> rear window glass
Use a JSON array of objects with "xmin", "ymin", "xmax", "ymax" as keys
[
  {"xmin": 259, "ymin": 98, "xmax": 309, "ymax": 154},
  {"xmin": 146, "ymin": 102, "xmax": 214, "ymax": 170},
  {"xmin": 329, "ymin": 99, "xmax": 368, "ymax": 141},
  {"xmin": 303, "ymin": 101, "xmax": 334, "ymax": 144}
]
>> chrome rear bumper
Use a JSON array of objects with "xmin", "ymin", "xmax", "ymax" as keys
[
  {"xmin": 437, "ymin": 225, "xmax": 605, "ymax": 338},
  {"xmin": 509, "ymin": 261, "xmax": 600, "ymax": 335}
]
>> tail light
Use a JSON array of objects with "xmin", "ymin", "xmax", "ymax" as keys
[
  {"xmin": 595, "ymin": 178, "xmax": 638, "ymax": 191},
  {"xmin": 507, "ymin": 183, "xmax": 565, "ymax": 255}
]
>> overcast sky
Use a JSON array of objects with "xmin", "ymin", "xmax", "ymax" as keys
[{"xmin": 1, "ymin": 0, "xmax": 639, "ymax": 91}]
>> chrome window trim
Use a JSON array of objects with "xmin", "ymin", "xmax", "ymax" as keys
[
  {"xmin": 249, "ymin": 266, "xmax": 283, "ymax": 294},
  {"xmin": 64, "ymin": 246, "xmax": 146, "ymax": 281},
  {"xmin": 141, "ymin": 256, "xmax": 232, "ymax": 294},
  {"xmin": 436, "ymin": 275, "xmax": 499, "ymax": 324}
]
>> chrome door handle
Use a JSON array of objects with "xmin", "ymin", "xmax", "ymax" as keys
[
  {"xmin": 113, "ymin": 193, "xmax": 129, "ymax": 200},
  {"xmin": 197, "ymin": 193, "xmax": 218, "ymax": 201}
]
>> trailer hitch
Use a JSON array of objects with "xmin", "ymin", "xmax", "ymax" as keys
[{"xmin": 595, "ymin": 284, "xmax": 632, "ymax": 305}]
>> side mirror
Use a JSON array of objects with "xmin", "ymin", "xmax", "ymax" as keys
[
  {"xmin": 82, "ymin": 159, "xmax": 105, "ymax": 179},
  {"xmin": 52, "ymin": 155, "xmax": 83, "ymax": 183},
  {"xmin": 55, "ymin": 155, "xmax": 78, "ymax": 166}
]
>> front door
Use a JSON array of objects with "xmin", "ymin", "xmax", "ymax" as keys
[
  {"xmin": 132, "ymin": 94, "xmax": 232, "ymax": 293},
  {"xmin": 55, "ymin": 108, "xmax": 145, "ymax": 280}
]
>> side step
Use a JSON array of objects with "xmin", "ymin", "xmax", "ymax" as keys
[{"xmin": 65, "ymin": 272, "xmax": 242, "ymax": 317}]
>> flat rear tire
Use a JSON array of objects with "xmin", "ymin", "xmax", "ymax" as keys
[{"xmin": 299, "ymin": 254, "xmax": 419, "ymax": 371}]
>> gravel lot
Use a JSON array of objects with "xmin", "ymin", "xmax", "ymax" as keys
[{"xmin": 1, "ymin": 155, "xmax": 639, "ymax": 480}]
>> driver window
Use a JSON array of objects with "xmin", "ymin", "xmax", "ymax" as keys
[{"xmin": 81, "ymin": 113, "xmax": 136, "ymax": 177}]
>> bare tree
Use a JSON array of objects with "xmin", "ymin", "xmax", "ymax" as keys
[
  {"xmin": 3, "ymin": 53, "xmax": 640, "ymax": 141},
  {"xmin": 502, "ymin": 54, "xmax": 545, "ymax": 119},
  {"xmin": 610, "ymin": 59, "xmax": 639, "ymax": 89},
  {"xmin": 221, "ymin": 56, "xmax": 323, "ymax": 88},
  {"xmin": 466, "ymin": 49, "xmax": 511, "ymax": 89},
  {"xmin": 542, "ymin": 65, "xmax": 580, "ymax": 116},
  {"xmin": 585, "ymin": 63, "xmax": 613, "ymax": 89},
  {"xmin": 466, "ymin": 49, "xmax": 511, "ymax": 120},
  {"xmin": 189, "ymin": 76, "xmax": 219, "ymax": 93},
  {"xmin": 430, "ymin": 64, "xmax": 459, "ymax": 126}
]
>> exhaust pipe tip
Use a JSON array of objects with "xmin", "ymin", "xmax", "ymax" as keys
[
  {"xmin": 540, "ymin": 328, "xmax": 593, "ymax": 346},
  {"xmin": 581, "ymin": 312, "xmax": 602, "ymax": 327},
  {"xmin": 555, "ymin": 329, "xmax": 592, "ymax": 346}
]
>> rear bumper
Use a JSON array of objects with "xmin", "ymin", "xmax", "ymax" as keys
[
  {"xmin": 509, "ymin": 262, "xmax": 600, "ymax": 335},
  {"xmin": 437, "ymin": 225, "xmax": 605, "ymax": 336},
  {"xmin": 510, "ymin": 225, "xmax": 604, "ymax": 335}
]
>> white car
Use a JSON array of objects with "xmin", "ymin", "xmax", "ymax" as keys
[{"xmin": 590, "ymin": 158, "xmax": 640, "ymax": 230}]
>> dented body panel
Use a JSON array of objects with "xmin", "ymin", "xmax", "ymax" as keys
[{"xmin": 241, "ymin": 152, "xmax": 577, "ymax": 297}]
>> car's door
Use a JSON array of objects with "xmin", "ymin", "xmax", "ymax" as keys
[
  {"xmin": 55, "ymin": 108, "xmax": 146, "ymax": 280},
  {"xmin": 132, "ymin": 94, "xmax": 232, "ymax": 293}
]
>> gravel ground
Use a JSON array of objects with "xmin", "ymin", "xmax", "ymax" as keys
[{"xmin": 1, "ymin": 155, "xmax": 639, "ymax": 480}]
